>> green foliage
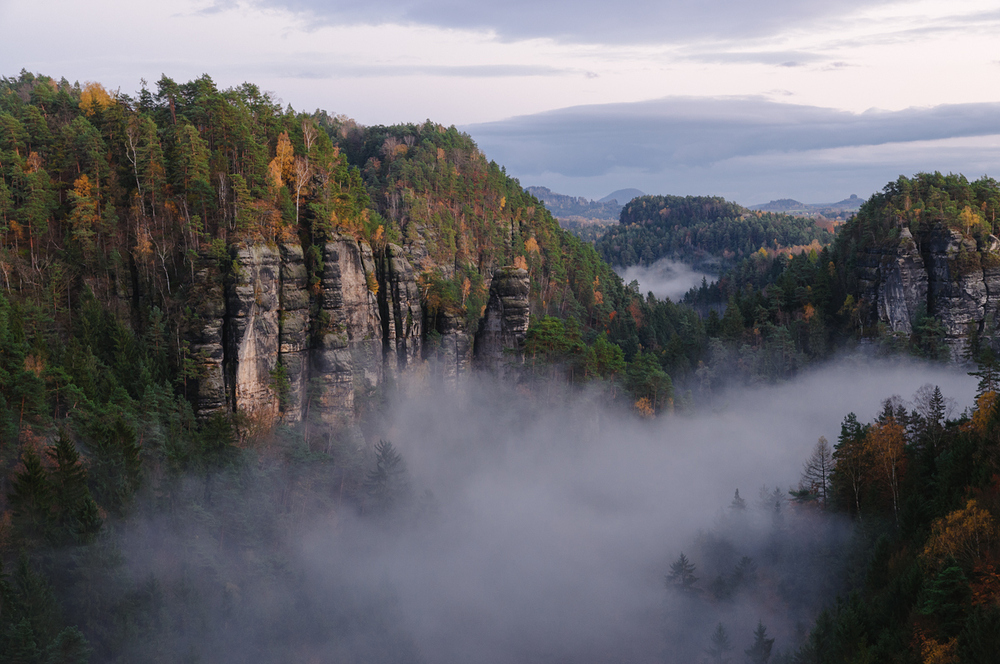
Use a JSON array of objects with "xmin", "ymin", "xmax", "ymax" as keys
[
  {"xmin": 364, "ymin": 439, "xmax": 409, "ymax": 516},
  {"xmin": 597, "ymin": 194, "xmax": 832, "ymax": 268}
]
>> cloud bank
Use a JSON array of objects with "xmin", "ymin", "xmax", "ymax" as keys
[
  {"xmin": 254, "ymin": 0, "xmax": 895, "ymax": 44},
  {"xmin": 464, "ymin": 98, "xmax": 1000, "ymax": 203},
  {"xmin": 67, "ymin": 358, "xmax": 978, "ymax": 663}
]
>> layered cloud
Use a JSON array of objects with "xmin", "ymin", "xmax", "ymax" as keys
[
  {"xmin": 252, "ymin": 0, "xmax": 896, "ymax": 44},
  {"xmin": 464, "ymin": 97, "xmax": 1000, "ymax": 203}
]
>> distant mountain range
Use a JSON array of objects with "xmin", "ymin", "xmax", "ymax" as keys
[
  {"xmin": 526, "ymin": 186, "xmax": 646, "ymax": 223},
  {"xmin": 749, "ymin": 194, "xmax": 862, "ymax": 219}
]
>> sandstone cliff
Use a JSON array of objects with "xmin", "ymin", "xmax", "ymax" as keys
[
  {"xmin": 860, "ymin": 224, "xmax": 1000, "ymax": 360},
  {"xmin": 188, "ymin": 237, "xmax": 529, "ymax": 425}
]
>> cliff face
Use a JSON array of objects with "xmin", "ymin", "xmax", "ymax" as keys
[
  {"xmin": 189, "ymin": 238, "xmax": 528, "ymax": 425},
  {"xmin": 861, "ymin": 224, "xmax": 1000, "ymax": 360},
  {"xmin": 474, "ymin": 267, "xmax": 530, "ymax": 374}
]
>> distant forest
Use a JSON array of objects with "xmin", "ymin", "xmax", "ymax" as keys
[{"xmin": 596, "ymin": 194, "xmax": 834, "ymax": 268}]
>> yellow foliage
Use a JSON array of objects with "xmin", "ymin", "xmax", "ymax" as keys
[
  {"xmin": 79, "ymin": 81, "xmax": 115, "ymax": 116},
  {"xmin": 803, "ymin": 303, "xmax": 815, "ymax": 321},
  {"xmin": 922, "ymin": 499, "xmax": 997, "ymax": 567},
  {"xmin": 525, "ymin": 237, "xmax": 540, "ymax": 254},
  {"xmin": 25, "ymin": 152, "xmax": 42, "ymax": 173},
  {"xmin": 593, "ymin": 290, "xmax": 604, "ymax": 306},
  {"xmin": 499, "ymin": 196, "xmax": 506, "ymax": 210},
  {"xmin": 959, "ymin": 205, "xmax": 984, "ymax": 235},
  {"xmin": 634, "ymin": 397, "xmax": 654, "ymax": 418},
  {"xmin": 965, "ymin": 391, "xmax": 998, "ymax": 436},
  {"xmin": 268, "ymin": 131, "xmax": 294, "ymax": 188},
  {"xmin": 365, "ymin": 271, "xmax": 379, "ymax": 296}
]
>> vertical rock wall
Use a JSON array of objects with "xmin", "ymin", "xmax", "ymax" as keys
[
  {"xmin": 474, "ymin": 266, "xmax": 530, "ymax": 373},
  {"xmin": 865, "ymin": 223, "xmax": 1000, "ymax": 360}
]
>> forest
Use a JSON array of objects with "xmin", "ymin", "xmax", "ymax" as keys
[
  {"xmin": 595, "ymin": 194, "xmax": 833, "ymax": 269},
  {"xmin": 0, "ymin": 68, "xmax": 999, "ymax": 663}
]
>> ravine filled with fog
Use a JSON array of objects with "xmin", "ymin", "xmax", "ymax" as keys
[{"xmin": 72, "ymin": 357, "xmax": 976, "ymax": 663}]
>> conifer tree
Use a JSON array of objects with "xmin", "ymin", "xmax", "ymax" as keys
[{"xmin": 745, "ymin": 621, "xmax": 774, "ymax": 664}]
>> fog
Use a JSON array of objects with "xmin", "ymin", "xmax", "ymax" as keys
[
  {"xmin": 615, "ymin": 258, "xmax": 716, "ymax": 302},
  {"xmin": 75, "ymin": 357, "xmax": 978, "ymax": 663}
]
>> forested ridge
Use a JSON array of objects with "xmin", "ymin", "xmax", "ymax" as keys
[
  {"xmin": 687, "ymin": 172, "xmax": 1000, "ymax": 364},
  {"xmin": 596, "ymin": 194, "xmax": 833, "ymax": 269}
]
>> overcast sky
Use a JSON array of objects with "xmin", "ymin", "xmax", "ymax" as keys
[{"xmin": 2, "ymin": 0, "xmax": 999, "ymax": 203}]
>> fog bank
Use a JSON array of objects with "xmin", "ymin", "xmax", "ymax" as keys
[
  {"xmin": 79, "ymin": 357, "xmax": 977, "ymax": 663},
  {"xmin": 615, "ymin": 257, "xmax": 716, "ymax": 301}
]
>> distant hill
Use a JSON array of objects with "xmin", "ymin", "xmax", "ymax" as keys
[
  {"xmin": 596, "ymin": 194, "xmax": 834, "ymax": 269},
  {"xmin": 599, "ymin": 188, "xmax": 645, "ymax": 204},
  {"xmin": 750, "ymin": 194, "xmax": 862, "ymax": 220},
  {"xmin": 526, "ymin": 186, "xmax": 623, "ymax": 223}
]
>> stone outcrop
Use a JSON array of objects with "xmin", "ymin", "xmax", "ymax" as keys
[
  {"xmin": 862, "ymin": 223, "xmax": 1000, "ymax": 360},
  {"xmin": 474, "ymin": 267, "xmax": 530, "ymax": 373},
  {"xmin": 187, "ymin": 232, "xmax": 533, "ymax": 425},
  {"xmin": 228, "ymin": 245, "xmax": 281, "ymax": 422},
  {"xmin": 188, "ymin": 235, "xmax": 422, "ymax": 425}
]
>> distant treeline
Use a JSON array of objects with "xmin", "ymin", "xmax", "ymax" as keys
[{"xmin": 596, "ymin": 194, "xmax": 834, "ymax": 268}]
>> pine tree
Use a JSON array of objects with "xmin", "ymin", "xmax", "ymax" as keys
[
  {"xmin": 48, "ymin": 432, "xmax": 102, "ymax": 541},
  {"xmin": 364, "ymin": 440, "xmax": 409, "ymax": 515},
  {"xmin": 706, "ymin": 622, "xmax": 732, "ymax": 664},
  {"xmin": 665, "ymin": 553, "xmax": 699, "ymax": 596},
  {"xmin": 8, "ymin": 448, "xmax": 53, "ymax": 538},
  {"xmin": 745, "ymin": 621, "xmax": 774, "ymax": 664}
]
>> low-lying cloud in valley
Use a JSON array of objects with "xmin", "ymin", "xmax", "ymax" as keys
[
  {"xmin": 615, "ymin": 258, "xmax": 717, "ymax": 302},
  {"xmin": 65, "ymin": 358, "xmax": 979, "ymax": 663}
]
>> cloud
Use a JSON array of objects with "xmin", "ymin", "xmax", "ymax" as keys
[
  {"xmin": 463, "ymin": 98, "xmax": 1000, "ymax": 202},
  {"xmin": 250, "ymin": 0, "xmax": 897, "ymax": 44},
  {"xmin": 326, "ymin": 64, "xmax": 579, "ymax": 78}
]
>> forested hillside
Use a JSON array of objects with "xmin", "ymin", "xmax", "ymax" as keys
[
  {"xmin": 784, "ymin": 378, "xmax": 1000, "ymax": 663},
  {"xmin": 688, "ymin": 172, "xmax": 1000, "ymax": 364},
  {"xmin": 0, "ymin": 70, "xmax": 735, "ymax": 659},
  {"xmin": 596, "ymin": 194, "xmax": 833, "ymax": 268}
]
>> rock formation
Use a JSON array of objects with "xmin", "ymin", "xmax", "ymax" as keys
[
  {"xmin": 861, "ymin": 223, "xmax": 1000, "ymax": 360},
  {"xmin": 474, "ymin": 267, "xmax": 530, "ymax": 374},
  {"xmin": 187, "ymin": 237, "xmax": 530, "ymax": 426}
]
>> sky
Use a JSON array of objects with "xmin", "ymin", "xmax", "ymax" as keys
[{"xmin": 2, "ymin": 0, "xmax": 1000, "ymax": 203}]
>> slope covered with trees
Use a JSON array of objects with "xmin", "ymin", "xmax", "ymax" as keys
[{"xmin": 596, "ymin": 194, "xmax": 833, "ymax": 268}]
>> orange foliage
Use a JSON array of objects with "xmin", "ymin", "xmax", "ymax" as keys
[
  {"xmin": 524, "ymin": 237, "xmax": 540, "ymax": 254},
  {"xmin": 513, "ymin": 255, "xmax": 528, "ymax": 270},
  {"xmin": 628, "ymin": 300, "xmax": 644, "ymax": 328},
  {"xmin": 970, "ymin": 562, "xmax": 1000, "ymax": 606}
]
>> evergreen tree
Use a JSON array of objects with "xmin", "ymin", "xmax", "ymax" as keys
[
  {"xmin": 745, "ymin": 621, "xmax": 774, "ymax": 664},
  {"xmin": 706, "ymin": 622, "xmax": 733, "ymax": 664},
  {"xmin": 665, "ymin": 553, "xmax": 699, "ymax": 596}
]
